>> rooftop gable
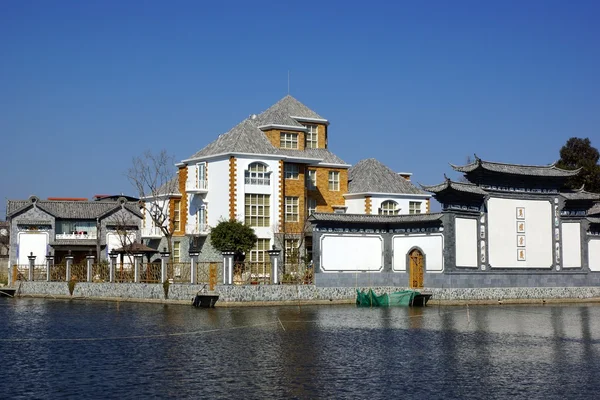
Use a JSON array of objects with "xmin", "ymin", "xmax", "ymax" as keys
[
  {"xmin": 450, "ymin": 155, "xmax": 580, "ymax": 177},
  {"xmin": 7, "ymin": 196, "xmax": 142, "ymax": 220},
  {"xmin": 348, "ymin": 158, "xmax": 427, "ymax": 195},
  {"xmin": 255, "ymin": 95, "xmax": 326, "ymax": 127}
]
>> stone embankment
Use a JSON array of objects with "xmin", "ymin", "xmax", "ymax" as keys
[{"xmin": 10, "ymin": 282, "xmax": 600, "ymax": 306}]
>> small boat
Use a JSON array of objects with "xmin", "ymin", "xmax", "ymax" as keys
[
  {"xmin": 356, "ymin": 289, "xmax": 432, "ymax": 307},
  {"xmin": 192, "ymin": 291, "xmax": 219, "ymax": 308}
]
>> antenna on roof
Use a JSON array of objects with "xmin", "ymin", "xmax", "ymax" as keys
[{"xmin": 287, "ymin": 70, "xmax": 290, "ymax": 95}]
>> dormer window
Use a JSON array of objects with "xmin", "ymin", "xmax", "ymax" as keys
[
  {"xmin": 380, "ymin": 200, "xmax": 400, "ymax": 215},
  {"xmin": 280, "ymin": 132, "xmax": 298, "ymax": 149},
  {"xmin": 305, "ymin": 124, "xmax": 318, "ymax": 149},
  {"xmin": 245, "ymin": 162, "xmax": 270, "ymax": 185}
]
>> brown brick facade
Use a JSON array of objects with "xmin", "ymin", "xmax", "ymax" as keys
[
  {"xmin": 282, "ymin": 162, "xmax": 307, "ymax": 233},
  {"xmin": 307, "ymin": 167, "xmax": 348, "ymax": 214},
  {"xmin": 365, "ymin": 196, "xmax": 372, "ymax": 214}
]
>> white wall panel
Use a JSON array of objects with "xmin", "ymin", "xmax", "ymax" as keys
[
  {"xmin": 17, "ymin": 232, "xmax": 48, "ymax": 265},
  {"xmin": 206, "ymin": 158, "xmax": 232, "ymax": 226},
  {"xmin": 455, "ymin": 218, "xmax": 478, "ymax": 267},
  {"xmin": 589, "ymin": 239, "xmax": 600, "ymax": 272},
  {"xmin": 488, "ymin": 197, "xmax": 552, "ymax": 268},
  {"xmin": 392, "ymin": 234, "xmax": 444, "ymax": 272},
  {"xmin": 320, "ymin": 235, "xmax": 383, "ymax": 272},
  {"xmin": 562, "ymin": 222, "xmax": 581, "ymax": 268}
]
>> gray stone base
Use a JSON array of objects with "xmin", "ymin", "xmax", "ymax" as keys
[{"xmin": 12, "ymin": 282, "xmax": 600, "ymax": 304}]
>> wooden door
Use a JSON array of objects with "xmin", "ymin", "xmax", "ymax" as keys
[{"xmin": 409, "ymin": 249, "xmax": 424, "ymax": 289}]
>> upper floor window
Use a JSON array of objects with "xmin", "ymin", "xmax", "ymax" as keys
[
  {"xmin": 173, "ymin": 199, "xmax": 181, "ymax": 231},
  {"xmin": 380, "ymin": 200, "xmax": 400, "ymax": 215},
  {"xmin": 197, "ymin": 163, "xmax": 207, "ymax": 189},
  {"xmin": 328, "ymin": 171, "xmax": 340, "ymax": 191},
  {"xmin": 280, "ymin": 132, "xmax": 298, "ymax": 149},
  {"xmin": 245, "ymin": 194, "xmax": 271, "ymax": 227},
  {"xmin": 285, "ymin": 196, "xmax": 299, "ymax": 222},
  {"xmin": 305, "ymin": 125, "xmax": 318, "ymax": 149},
  {"xmin": 409, "ymin": 201, "xmax": 422, "ymax": 214},
  {"xmin": 284, "ymin": 164, "xmax": 299, "ymax": 180},
  {"xmin": 307, "ymin": 169, "xmax": 317, "ymax": 190},
  {"xmin": 307, "ymin": 198, "xmax": 317, "ymax": 215},
  {"xmin": 285, "ymin": 238, "xmax": 300, "ymax": 264},
  {"xmin": 245, "ymin": 162, "xmax": 270, "ymax": 185},
  {"xmin": 173, "ymin": 241, "xmax": 180, "ymax": 262}
]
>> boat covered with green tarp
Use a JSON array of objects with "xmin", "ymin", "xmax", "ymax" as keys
[{"xmin": 356, "ymin": 289, "xmax": 432, "ymax": 307}]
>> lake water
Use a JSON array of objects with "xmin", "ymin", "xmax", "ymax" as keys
[{"xmin": 1, "ymin": 298, "xmax": 600, "ymax": 399}]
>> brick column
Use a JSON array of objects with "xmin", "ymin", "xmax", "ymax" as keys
[
  {"xmin": 189, "ymin": 251, "xmax": 200, "ymax": 284},
  {"xmin": 267, "ymin": 247, "xmax": 281, "ymax": 284},
  {"xmin": 160, "ymin": 249, "xmax": 170, "ymax": 283},
  {"xmin": 222, "ymin": 251, "xmax": 235, "ymax": 285},
  {"xmin": 27, "ymin": 252, "xmax": 36, "ymax": 281},
  {"xmin": 46, "ymin": 254, "xmax": 54, "ymax": 282},
  {"xmin": 86, "ymin": 254, "xmax": 95, "ymax": 282},
  {"xmin": 65, "ymin": 255, "xmax": 74, "ymax": 281},
  {"xmin": 109, "ymin": 251, "xmax": 118, "ymax": 283}
]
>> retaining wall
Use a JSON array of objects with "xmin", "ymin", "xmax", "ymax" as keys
[{"xmin": 12, "ymin": 282, "xmax": 600, "ymax": 304}]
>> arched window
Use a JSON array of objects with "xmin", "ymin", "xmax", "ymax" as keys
[
  {"xmin": 379, "ymin": 200, "xmax": 399, "ymax": 215},
  {"xmin": 245, "ymin": 163, "xmax": 270, "ymax": 185}
]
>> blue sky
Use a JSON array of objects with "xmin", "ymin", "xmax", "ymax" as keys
[{"xmin": 2, "ymin": 0, "xmax": 599, "ymax": 214}]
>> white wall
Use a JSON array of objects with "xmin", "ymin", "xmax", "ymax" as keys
[
  {"xmin": 562, "ymin": 222, "xmax": 581, "ymax": 268},
  {"xmin": 17, "ymin": 232, "xmax": 48, "ymax": 265},
  {"xmin": 106, "ymin": 232, "xmax": 136, "ymax": 263},
  {"xmin": 488, "ymin": 197, "xmax": 552, "ymax": 268},
  {"xmin": 370, "ymin": 194, "xmax": 428, "ymax": 215},
  {"xmin": 392, "ymin": 234, "xmax": 444, "ymax": 272},
  {"xmin": 455, "ymin": 218, "xmax": 478, "ymax": 267},
  {"xmin": 320, "ymin": 235, "xmax": 383, "ymax": 272},
  {"xmin": 205, "ymin": 158, "xmax": 231, "ymax": 227},
  {"xmin": 588, "ymin": 239, "xmax": 600, "ymax": 272},
  {"xmin": 345, "ymin": 198, "xmax": 364, "ymax": 214}
]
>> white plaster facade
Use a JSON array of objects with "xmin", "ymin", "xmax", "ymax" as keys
[{"xmin": 392, "ymin": 234, "xmax": 444, "ymax": 272}]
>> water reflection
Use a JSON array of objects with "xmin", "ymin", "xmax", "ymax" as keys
[{"xmin": 2, "ymin": 299, "xmax": 600, "ymax": 399}]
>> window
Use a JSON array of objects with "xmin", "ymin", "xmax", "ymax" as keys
[
  {"xmin": 250, "ymin": 239, "xmax": 270, "ymax": 262},
  {"xmin": 307, "ymin": 169, "xmax": 317, "ymax": 190},
  {"xmin": 285, "ymin": 196, "xmax": 299, "ymax": 222},
  {"xmin": 380, "ymin": 200, "xmax": 400, "ymax": 215},
  {"xmin": 284, "ymin": 164, "xmax": 299, "ymax": 179},
  {"xmin": 285, "ymin": 239, "xmax": 300, "ymax": 264},
  {"xmin": 173, "ymin": 241, "xmax": 180, "ymax": 262},
  {"xmin": 197, "ymin": 163, "xmax": 207, "ymax": 189},
  {"xmin": 305, "ymin": 124, "xmax": 318, "ymax": 148},
  {"xmin": 245, "ymin": 162, "xmax": 270, "ymax": 185},
  {"xmin": 307, "ymin": 198, "xmax": 317, "ymax": 215},
  {"xmin": 280, "ymin": 132, "xmax": 298, "ymax": 149},
  {"xmin": 173, "ymin": 199, "xmax": 181, "ymax": 231},
  {"xmin": 198, "ymin": 205, "xmax": 206, "ymax": 232},
  {"xmin": 245, "ymin": 194, "xmax": 271, "ymax": 227},
  {"xmin": 409, "ymin": 201, "xmax": 421, "ymax": 214},
  {"xmin": 328, "ymin": 171, "xmax": 340, "ymax": 191}
]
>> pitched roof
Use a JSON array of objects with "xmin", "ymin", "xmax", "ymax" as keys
[
  {"xmin": 186, "ymin": 95, "xmax": 346, "ymax": 165},
  {"xmin": 561, "ymin": 191, "xmax": 600, "ymax": 201},
  {"xmin": 450, "ymin": 156, "xmax": 580, "ymax": 177},
  {"xmin": 309, "ymin": 212, "xmax": 443, "ymax": 224},
  {"xmin": 588, "ymin": 203, "xmax": 600, "ymax": 216},
  {"xmin": 154, "ymin": 176, "xmax": 181, "ymax": 196},
  {"xmin": 7, "ymin": 197, "xmax": 143, "ymax": 220},
  {"xmin": 348, "ymin": 159, "xmax": 427, "ymax": 195},
  {"xmin": 255, "ymin": 95, "xmax": 326, "ymax": 127},
  {"xmin": 420, "ymin": 179, "xmax": 488, "ymax": 196}
]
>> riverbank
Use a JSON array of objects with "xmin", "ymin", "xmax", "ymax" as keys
[{"xmin": 8, "ymin": 281, "xmax": 600, "ymax": 307}]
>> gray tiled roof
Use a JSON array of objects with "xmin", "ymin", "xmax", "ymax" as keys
[
  {"xmin": 154, "ymin": 176, "xmax": 181, "ymax": 196},
  {"xmin": 587, "ymin": 217, "xmax": 600, "ymax": 224},
  {"xmin": 348, "ymin": 159, "xmax": 427, "ymax": 195},
  {"xmin": 450, "ymin": 156, "xmax": 580, "ymax": 177},
  {"xmin": 420, "ymin": 179, "xmax": 488, "ymax": 195},
  {"xmin": 187, "ymin": 96, "xmax": 346, "ymax": 165},
  {"xmin": 256, "ymin": 95, "xmax": 325, "ymax": 126},
  {"xmin": 309, "ymin": 212, "xmax": 443, "ymax": 224},
  {"xmin": 561, "ymin": 191, "xmax": 600, "ymax": 201},
  {"xmin": 588, "ymin": 203, "xmax": 600, "ymax": 216},
  {"xmin": 7, "ymin": 199, "xmax": 143, "ymax": 219}
]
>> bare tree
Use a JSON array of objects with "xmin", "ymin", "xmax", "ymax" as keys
[
  {"xmin": 127, "ymin": 150, "xmax": 178, "ymax": 261},
  {"xmin": 273, "ymin": 214, "xmax": 312, "ymax": 279}
]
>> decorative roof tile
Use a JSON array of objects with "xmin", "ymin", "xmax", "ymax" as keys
[
  {"xmin": 588, "ymin": 203, "xmax": 600, "ymax": 216},
  {"xmin": 348, "ymin": 158, "xmax": 427, "ymax": 195},
  {"xmin": 561, "ymin": 191, "xmax": 600, "ymax": 201},
  {"xmin": 420, "ymin": 179, "xmax": 488, "ymax": 196},
  {"xmin": 308, "ymin": 212, "xmax": 443, "ymax": 224},
  {"xmin": 7, "ymin": 199, "xmax": 142, "ymax": 220},
  {"xmin": 450, "ymin": 155, "xmax": 580, "ymax": 177},
  {"xmin": 587, "ymin": 217, "xmax": 600, "ymax": 224}
]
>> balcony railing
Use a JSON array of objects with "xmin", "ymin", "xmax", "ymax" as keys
[
  {"xmin": 55, "ymin": 232, "xmax": 97, "ymax": 240},
  {"xmin": 190, "ymin": 224, "xmax": 209, "ymax": 236},
  {"xmin": 245, "ymin": 177, "xmax": 270, "ymax": 185},
  {"xmin": 187, "ymin": 179, "xmax": 208, "ymax": 193},
  {"xmin": 141, "ymin": 227, "xmax": 162, "ymax": 238}
]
